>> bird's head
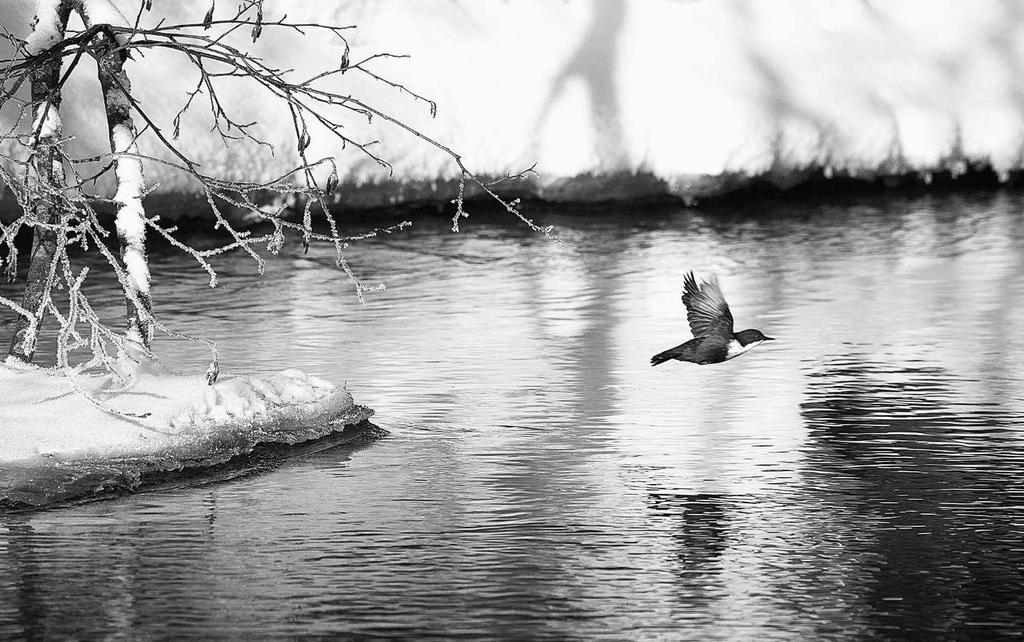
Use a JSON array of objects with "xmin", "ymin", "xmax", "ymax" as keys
[{"xmin": 735, "ymin": 328, "xmax": 774, "ymax": 347}]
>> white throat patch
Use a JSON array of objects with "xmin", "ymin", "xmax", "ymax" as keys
[{"xmin": 725, "ymin": 339, "xmax": 762, "ymax": 360}]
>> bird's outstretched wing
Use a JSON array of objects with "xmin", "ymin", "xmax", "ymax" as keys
[{"xmin": 682, "ymin": 271, "xmax": 734, "ymax": 339}]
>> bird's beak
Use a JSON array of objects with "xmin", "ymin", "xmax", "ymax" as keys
[{"xmin": 765, "ymin": 336, "xmax": 776, "ymax": 341}]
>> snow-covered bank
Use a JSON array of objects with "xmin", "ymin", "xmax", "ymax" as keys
[
  {"xmin": 0, "ymin": 361, "xmax": 375, "ymax": 507},
  {"xmin": 4, "ymin": 0, "xmax": 1024, "ymax": 207}
]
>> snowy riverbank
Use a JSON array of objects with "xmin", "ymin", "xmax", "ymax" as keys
[{"xmin": 3, "ymin": 0, "xmax": 1023, "ymax": 208}]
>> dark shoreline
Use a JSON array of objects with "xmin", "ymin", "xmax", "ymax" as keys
[{"xmin": 2, "ymin": 163, "xmax": 1022, "ymax": 252}]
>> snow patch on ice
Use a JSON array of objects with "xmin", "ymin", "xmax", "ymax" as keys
[
  {"xmin": 169, "ymin": 369, "xmax": 344, "ymax": 430},
  {"xmin": 0, "ymin": 359, "xmax": 371, "ymax": 465}
]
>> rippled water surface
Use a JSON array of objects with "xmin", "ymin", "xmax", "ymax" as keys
[{"xmin": 2, "ymin": 193, "xmax": 1024, "ymax": 638}]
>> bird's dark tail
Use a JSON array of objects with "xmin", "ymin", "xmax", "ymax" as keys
[
  {"xmin": 650, "ymin": 349, "xmax": 675, "ymax": 366},
  {"xmin": 652, "ymin": 340, "xmax": 699, "ymax": 366}
]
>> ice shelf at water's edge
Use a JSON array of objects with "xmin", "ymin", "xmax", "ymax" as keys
[{"xmin": 0, "ymin": 361, "xmax": 378, "ymax": 509}]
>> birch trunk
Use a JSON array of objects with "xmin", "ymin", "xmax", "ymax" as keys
[
  {"xmin": 7, "ymin": 0, "xmax": 74, "ymax": 362},
  {"xmin": 90, "ymin": 22, "xmax": 154, "ymax": 350}
]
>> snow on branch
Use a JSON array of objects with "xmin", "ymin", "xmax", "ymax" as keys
[
  {"xmin": 76, "ymin": 0, "xmax": 132, "ymax": 44},
  {"xmin": 24, "ymin": 0, "xmax": 70, "ymax": 55}
]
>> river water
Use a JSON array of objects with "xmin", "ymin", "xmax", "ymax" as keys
[{"xmin": 1, "ymin": 192, "xmax": 1023, "ymax": 638}]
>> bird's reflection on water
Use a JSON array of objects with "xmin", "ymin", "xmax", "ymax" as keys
[
  {"xmin": 647, "ymin": 492, "xmax": 730, "ymax": 584},
  {"xmin": 2, "ymin": 193, "xmax": 1024, "ymax": 637}
]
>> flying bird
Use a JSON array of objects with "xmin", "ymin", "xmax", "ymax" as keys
[{"xmin": 651, "ymin": 271, "xmax": 774, "ymax": 366}]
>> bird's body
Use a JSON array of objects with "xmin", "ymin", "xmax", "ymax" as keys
[{"xmin": 651, "ymin": 272, "xmax": 773, "ymax": 366}]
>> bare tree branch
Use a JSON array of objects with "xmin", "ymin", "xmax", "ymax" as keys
[{"xmin": 0, "ymin": 1, "xmax": 545, "ymax": 391}]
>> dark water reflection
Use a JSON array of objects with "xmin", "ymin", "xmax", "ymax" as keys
[
  {"xmin": 801, "ymin": 357, "xmax": 1024, "ymax": 636},
  {"xmin": 2, "ymin": 193, "xmax": 1024, "ymax": 637}
]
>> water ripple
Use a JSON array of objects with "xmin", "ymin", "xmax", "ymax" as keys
[{"xmin": 2, "ymin": 195, "xmax": 1024, "ymax": 637}]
